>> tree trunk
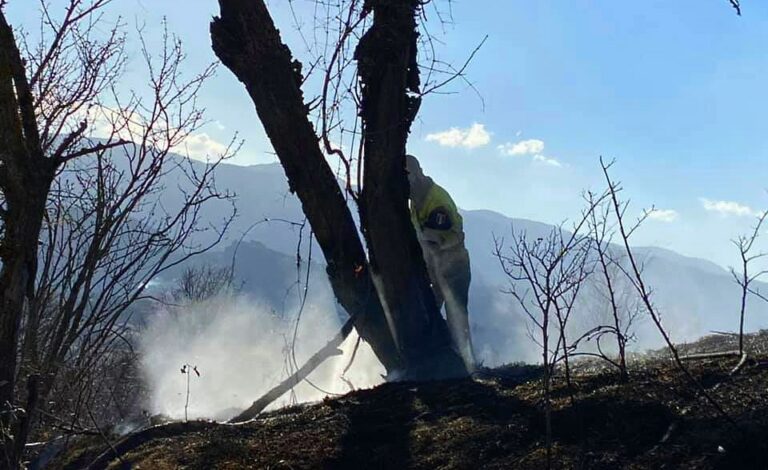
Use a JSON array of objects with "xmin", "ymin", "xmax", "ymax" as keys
[
  {"xmin": 0, "ymin": 12, "xmax": 56, "ymax": 467},
  {"xmin": 211, "ymin": 0, "xmax": 402, "ymax": 374},
  {"xmin": 0, "ymin": 187, "xmax": 51, "ymax": 467},
  {"xmin": 355, "ymin": 0, "xmax": 466, "ymax": 379}
]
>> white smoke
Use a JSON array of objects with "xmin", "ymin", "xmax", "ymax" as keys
[{"xmin": 140, "ymin": 294, "xmax": 384, "ymax": 421}]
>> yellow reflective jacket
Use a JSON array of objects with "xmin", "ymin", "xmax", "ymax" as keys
[{"xmin": 410, "ymin": 183, "xmax": 464, "ymax": 249}]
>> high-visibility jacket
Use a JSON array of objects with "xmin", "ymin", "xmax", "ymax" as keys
[{"xmin": 410, "ymin": 182, "xmax": 464, "ymax": 249}]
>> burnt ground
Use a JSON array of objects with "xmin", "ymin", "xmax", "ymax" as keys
[{"xmin": 49, "ymin": 331, "xmax": 768, "ymax": 469}]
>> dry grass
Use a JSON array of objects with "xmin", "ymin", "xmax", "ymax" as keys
[{"xmin": 50, "ymin": 331, "xmax": 768, "ymax": 469}]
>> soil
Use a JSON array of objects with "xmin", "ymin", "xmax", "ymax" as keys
[{"xmin": 48, "ymin": 331, "xmax": 768, "ymax": 469}]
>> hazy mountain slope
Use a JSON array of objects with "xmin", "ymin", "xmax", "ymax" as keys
[{"xmin": 150, "ymin": 159, "xmax": 768, "ymax": 365}]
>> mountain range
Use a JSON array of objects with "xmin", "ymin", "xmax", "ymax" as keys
[{"xmin": 152, "ymin": 159, "xmax": 768, "ymax": 365}]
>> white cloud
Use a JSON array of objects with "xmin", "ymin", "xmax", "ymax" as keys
[
  {"xmin": 498, "ymin": 139, "xmax": 545, "ymax": 156},
  {"xmin": 700, "ymin": 198, "xmax": 758, "ymax": 217},
  {"xmin": 497, "ymin": 138, "xmax": 561, "ymax": 168},
  {"xmin": 648, "ymin": 209, "xmax": 679, "ymax": 222},
  {"xmin": 171, "ymin": 132, "xmax": 230, "ymax": 161},
  {"xmin": 532, "ymin": 154, "xmax": 562, "ymax": 167},
  {"xmin": 425, "ymin": 123, "xmax": 491, "ymax": 149},
  {"xmin": 78, "ymin": 106, "xmax": 230, "ymax": 161}
]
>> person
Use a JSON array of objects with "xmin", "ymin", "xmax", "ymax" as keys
[{"xmin": 405, "ymin": 154, "xmax": 476, "ymax": 372}]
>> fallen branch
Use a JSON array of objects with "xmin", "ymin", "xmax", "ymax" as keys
[
  {"xmin": 678, "ymin": 350, "xmax": 742, "ymax": 361},
  {"xmin": 710, "ymin": 330, "xmax": 739, "ymax": 336},
  {"xmin": 229, "ymin": 317, "xmax": 355, "ymax": 423},
  {"xmin": 675, "ymin": 350, "xmax": 749, "ymax": 375}
]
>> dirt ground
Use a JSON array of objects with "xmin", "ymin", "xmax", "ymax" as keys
[{"xmin": 49, "ymin": 331, "xmax": 768, "ymax": 469}]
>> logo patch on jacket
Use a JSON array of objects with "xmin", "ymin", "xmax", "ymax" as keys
[{"xmin": 424, "ymin": 207, "xmax": 453, "ymax": 230}]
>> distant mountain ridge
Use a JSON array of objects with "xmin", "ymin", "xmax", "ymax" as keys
[{"xmin": 155, "ymin": 158, "xmax": 768, "ymax": 364}]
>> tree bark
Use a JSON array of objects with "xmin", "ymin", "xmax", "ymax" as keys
[
  {"xmin": 355, "ymin": 0, "xmax": 466, "ymax": 379},
  {"xmin": 0, "ymin": 11, "xmax": 56, "ymax": 468},
  {"xmin": 211, "ymin": 0, "xmax": 402, "ymax": 374}
]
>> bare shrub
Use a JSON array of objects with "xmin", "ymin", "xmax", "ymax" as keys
[
  {"xmin": 730, "ymin": 211, "xmax": 768, "ymax": 356},
  {"xmin": 494, "ymin": 198, "xmax": 602, "ymax": 466},
  {"xmin": 172, "ymin": 264, "xmax": 235, "ymax": 304}
]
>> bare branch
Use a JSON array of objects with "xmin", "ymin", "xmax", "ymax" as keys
[{"xmin": 729, "ymin": 0, "xmax": 742, "ymax": 16}]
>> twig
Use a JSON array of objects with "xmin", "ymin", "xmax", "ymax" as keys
[
  {"xmin": 729, "ymin": 0, "xmax": 742, "ymax": 15},
  {"xmin": 342, "ymin": 334, "xmax": 362, "ymax": 376},
  {"xmin": 420, "ymin": 35, "xmax": 488, "ymax": 98},
  {"xmin": 86, "ymin": 406, "xmax": 124, "ymax": 467}
]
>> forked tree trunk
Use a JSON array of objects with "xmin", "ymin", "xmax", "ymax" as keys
[
  {"xmin": 211, "ymin": 0, "xmax": 466, "ymax": 380},
  {"xmin": 211, "ymin": 0, "xmax": 402, "ymax": 374}
]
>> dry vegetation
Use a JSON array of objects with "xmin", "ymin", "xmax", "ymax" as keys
[{"xmin": 45, "ymin": 331, "xmax": 768, "ymax": 470}]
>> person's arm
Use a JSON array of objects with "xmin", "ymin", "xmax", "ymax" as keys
[{"xmin": 419, "ymin": 227, "xmax": 444, "ymax": 245}]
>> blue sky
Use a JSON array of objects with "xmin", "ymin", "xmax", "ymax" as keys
[{"xmin": 8, "ymin": 0, "xmax": 768, "ymax": 269}]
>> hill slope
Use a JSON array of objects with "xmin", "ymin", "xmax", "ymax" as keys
[{"xmin": 52, "ymin": 332, "xmax": 768, "ymax": 470}]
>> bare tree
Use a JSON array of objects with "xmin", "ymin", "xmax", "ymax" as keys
[
  {"xmin": 0, "ymin": 2, "xmax": 235, "ymax": 465},
  {"xmin": 494, "ymin": 203, "xmax": 600, "ymax": 468},
  {"xmin": 730, "ymin": 211, "xmax": 768, "ymax": 356},
  {"xmin": 0, "ymin": 2, "xmax": 125, "ymax": 464}
]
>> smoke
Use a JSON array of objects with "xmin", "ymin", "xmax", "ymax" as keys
[
  {"xmin": 138, "ymin": 255, "xmax": 768, "ymax": 423},
  {"xmin": 140, "ymin": 294, "xmax": 384, "ymax": 421}
]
